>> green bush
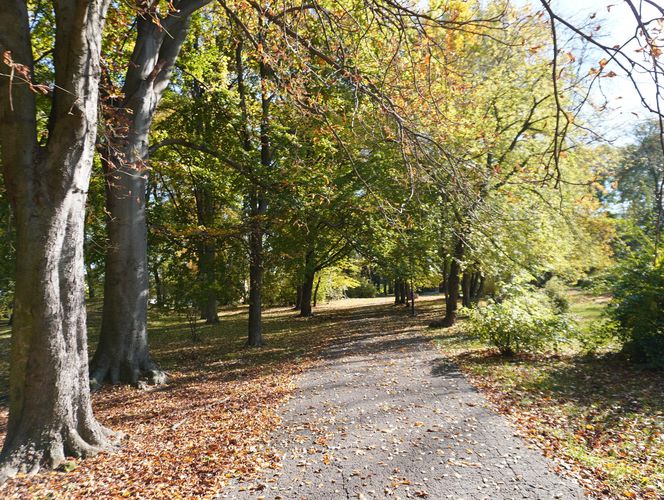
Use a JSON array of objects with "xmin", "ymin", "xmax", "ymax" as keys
[
  {"xmin": 575, "ymin": 318, "xmax": 621, "ymax": 355},
  {"xmin": 609, "ymin": 254, "xmax": 664, "ymax": 368},
  {"xmin": 466, "ymin": 285, "xmax": 576, "ymax": 355},
  {"xmin": 345, "ymin": 278, "xmax": 378, "ymax": 298},
  {"xmin": 544, "ymin": 277, "xmax": 570, "ymax": 313}
]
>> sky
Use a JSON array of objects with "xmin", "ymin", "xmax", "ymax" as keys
[{"xmin": 512, "ymin": 0, "xmax": 663, "ymax": 144}]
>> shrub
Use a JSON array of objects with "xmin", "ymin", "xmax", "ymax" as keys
[
  {"xmin": 544, "ymin": 277, "xmax": 570, "ymax": 313},
  {"xmin": 609, "ymin": 254, "xmax": 664, "ymax": 368},
  {"xmin": 574, "ymin": 318, "xmax": 622, "ymax": 355},
  {"xmin": 466, "ymin": 285, "xmax": 576, "ymax": 355},
  {"xmin": 346, "ymin": 278, "xmax": 378, "ymax": 298}
]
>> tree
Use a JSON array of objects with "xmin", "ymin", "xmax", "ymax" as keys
[
  {"xmin": 91, "ymin": 0, "xmax": 211, "ymax": 386},
  {"xmin": 0, "ymin": 0, "xmax": 119, "ymax": 480}
]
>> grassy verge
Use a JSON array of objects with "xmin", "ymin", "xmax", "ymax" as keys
[{"xmin": 428, "ymin": 291, "xmax": 663, "ymax": 499}]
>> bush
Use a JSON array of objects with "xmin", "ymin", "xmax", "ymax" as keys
[
  {"xmin": 466, "ymin": 285, "xmax": 576, "ymax": 355},
  {"xmin": 609, "ymin": 254, "xmax": 664, "ymax": 368},
  {"xmin": 345, "ymin": 278, "xmax": 378, "ymax": 298},
  {"xmin": 574, "ymin": 318, "xmax": 621, "ymax": 355},
  {"xmin": 544, "ymin": 277, "xmax": 570, "ymax": 313}
]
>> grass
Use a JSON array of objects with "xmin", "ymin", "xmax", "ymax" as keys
[
  {"xmin": 568, "ymin": 289, "xmax": 610, "ymax": 327},
  {"xmin": 427, "ymin": 290, "xmax": 664, "ymax": 499}
]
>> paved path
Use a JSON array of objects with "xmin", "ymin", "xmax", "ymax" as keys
[{"xmin": 220, "ymin": 305, "xmax": 584, "ymax": 499}]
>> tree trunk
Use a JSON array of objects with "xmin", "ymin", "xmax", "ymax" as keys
[
  {"xmin": 200, "ymin": 288, "xmax": 219, "ymax": 325},
  {"xmin": 92, "ymin": 152, "xmax": 164, "ymax": 387},
  {"xmin": 470, "ymin": 272, "xmax": 484, "ymax": 303},
  {"xmin": 440, "ymin": 259, "xmax": 449, "ymax": 296},
  {"xmin": 93, "ymin": 13, "xmax": 197, "ymax": 386},
  {"xmin": 400, "ymin": 280, "xmax": 407, "ymax": 305},
  {"xmin": 247, "ymin": 223, "xmax": 264, "ymax": 346},
  {"xmin": 394, "ymin": 279, "xmax": 400, "ymax": 305},
  {"xmin": 462, "ymin": 272, "xmax": 472, "ymax": 308},
  {"xmin": 295, "ymin": 285, "xmax": 303, "ymax": 310},
  {"xmin": 246, "ymin": 36, "xmax": 271, "ymax": 346},
  {"xmin": 0, "ymin": 0, "xmax": 118, "ymax": 479},
  {"xmin": 410, "ymin": 279, "xmax": 416, "ymax": 316},
  {"xmin": 313, "ymin": 275, "xmax": 322, "ymax": 308},
  {"xmin": 442, "ymin": 241, "xmax": 464, "ymax": 327},
  {"xmin": 472, "ymin": 275, "xmax": 485, "ymax": 303},
  {"xmin": 195, "ymin": 192, "xmax": 218, "ymax": 325},
  {"xmin": 299, "ymin": 272, "xmax": 316, "ymax": 317}
]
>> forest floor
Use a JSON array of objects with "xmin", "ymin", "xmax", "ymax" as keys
[{"xmin": 0, "ymin": 293, "xmax": 661, "ymax": 498}]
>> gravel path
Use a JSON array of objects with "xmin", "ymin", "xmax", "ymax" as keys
[{"xmin": 220, "ymin": 304, "xmax": 585, "ymax": 499}]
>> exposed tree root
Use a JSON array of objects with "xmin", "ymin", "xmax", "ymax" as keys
[
  {"xmin": 0, "ymin": 424, "xmax": 123, "ymax": 484},
  {"xmin": 90, "ymin": 356, "xmax": 167, "ymax": 389}
]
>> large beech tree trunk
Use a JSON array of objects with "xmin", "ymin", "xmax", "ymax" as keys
[
  {"xmin": 93, "ymin": 150, "xmax": 163, "ymax": 386},
  {"xmin": 92, "ymin": 5, "xmax": 207, "ymax": 385},
  {"xmin": 400, "ymin": 280, "xmax": 407, "ymax": 305},
  {"xmin": 0, "ymin": 0, "xmax": 118, "ymax": 480}
]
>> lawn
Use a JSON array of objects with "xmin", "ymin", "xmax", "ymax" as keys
[{"xmin": 428, "ymin": 290, "xmax": 663, "ymax": 499}]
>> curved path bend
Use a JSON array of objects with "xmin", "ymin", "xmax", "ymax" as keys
[{"xmin": 220, "ymin": 302, "xmax": 584, "ymax": 500}]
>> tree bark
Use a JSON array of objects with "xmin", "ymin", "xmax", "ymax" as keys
[
  {"xmin": 235, "ymin": 32, "xmax": 269, "ymax": 346},
  {"xmin": 92, "ymin": 151, "xmax": 163, "ymax": 386},
  {"xmin": 294, "ymin": 285, "xmax": 303, "ymax": 310},
  {"xmin": 442, "ymin": 241, "xmax": 464, "ymax": 327},
  {"xmin": 299, "ymin": 271, "xmax": 316, "ymax": 317},
  {"xmin": 0, "ymin": 0, "xmax": 119, "ymax": 480},
  {"xmin": 313, "ymin": 275, "xmax": 322, "ymax": 307},
  {"xmin": 410, "ymin": 279, "xmax": 416, "ymax": 316},
  {"xmin": 299, "ymin": 248, "xmax": 316, "ymax": 317},
  {"xmin": 195, "ymin": 186, "xmax": 219, "ymax": 325},
  {"xmin": 440, "ymin": 259, "xmax": 449, "ymax": 296},
  {"xmin": 200, "ymin": 286, "xmax": 219, "ymax": 325},
  {"xmin": 93, "ymin": 8, "xmax": 203, "ymax": 385},
  {"xmin": 462, "ymin": 272, "xmax": 472, "ymax": 308},
  {"xmin": 247, "ymin": 227, "xmax": 264, "ymax": 345},
  {"xmin": 472, "ymin": 274, "xmax": 485, "ymax": 303}
]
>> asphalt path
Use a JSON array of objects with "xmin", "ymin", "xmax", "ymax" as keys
[{"xmin": 220, "ymin": 304, "xmax": 584, "ymax": 500}]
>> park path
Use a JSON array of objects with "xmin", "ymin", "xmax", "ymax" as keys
[{"xmin": 219, "ymin": 300, "xmax": 584, "ymax": 499}]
